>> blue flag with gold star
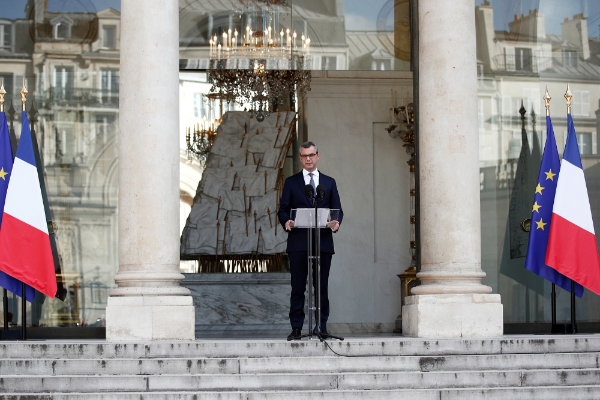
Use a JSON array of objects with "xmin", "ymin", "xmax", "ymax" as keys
[
  {"xmin": 0, "ymin": 111, "xmax": 35, "ymax": 301},
  {"xmin": 524, "ymin": 115, "xmax": 583, "ymax": 297}
]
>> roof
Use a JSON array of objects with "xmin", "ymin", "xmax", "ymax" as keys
[
  {"xmin": 346, "ymin": 31, "xmax": 393, "ymax": 62},
  {"xmin": 493, "ymin": 30, "xmax": 551, "ymax": 44},
  {"xmin": 547, "ymin": 34, "xmax": 580, "ymax": 50},
  {"xmin": 179, "ymin": 0, "xmax": 346, "ymax": 47},
  {"xmin": 33, "ymin": 11, "xmax": 98, "ymax": 43}
]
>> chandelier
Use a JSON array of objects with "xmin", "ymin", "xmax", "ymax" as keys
[
  {"xmin": 186, "ymin": 122, "xmax": 217, "ymax": 167},
  {"xmin": 207, "ymin": 0, "xmax": 311, "ymax": 121},
  {"xmin": 185, "ymin": 92, "xmax": 234, "ymax": 165}
]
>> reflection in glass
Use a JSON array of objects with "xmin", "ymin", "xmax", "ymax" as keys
[
  {"xmin": 180, "ymin": 0, "xmax": 411, "ymax": 71},
  {"xmin": 0, "ymin": 3, "xmax": 122, "ymax": 329},
  {"xmin": 476, "ymin": 0, "xmax": 600, "ymax": 325}
]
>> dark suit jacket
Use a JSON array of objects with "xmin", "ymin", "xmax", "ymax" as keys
[{"xmin": 278, "ymin": 171, "xmax": 343, "ymax": 253}]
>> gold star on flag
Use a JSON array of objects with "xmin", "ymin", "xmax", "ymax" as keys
[
  {"xmin": 535, "ymin": 218, "xmax": 547, "ymax": 230},
  {"xmin": 544, "ymin": 169, "xmax": 556, "ymax": 181},
  {"xmin": 0, "ymin": 167, "xmax": 7, "ymax": 180},
  {"xmin": 535, "ymin": 183, "xmax": 544, "ymax": 195},
  {"xmin": 532, "ymin": 202, "xmax": 542, "ymax": 213}
]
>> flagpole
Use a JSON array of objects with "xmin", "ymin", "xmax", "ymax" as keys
[
  {"xmin": 550, "ymin": 283, "xmax": 558, "ymax": 332},
  {"xmin": 542, "ymin": 88, "xmax": 560, "ymax": 334},
  {"xmin": 0, "ymin": 80, "xmax": 7, "ymax": 333},
  {"xmin": 2, "ymin": 289, "xmax": 7, "ymax": 331},
  {"xmin": 19, "ymin": 80, "xmax": 28, "ymax": 341},
  {"xmin": 563, "ymin": 85, "xmax": 578, "ymax": 335},
  {"xmin": 20, "ymin": 283, "xmax": 26, "ymax": 340},
  {"xmin": 570, "ymin": 280, "xmax": 577, "ymax": 334}
]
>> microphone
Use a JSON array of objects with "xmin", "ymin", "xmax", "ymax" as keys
[
  {"xmin": 316, "ymin": 185, "xmax": 326, "ymax": 201},
  {"xmin": 304, "ymin": 184, "xmax": 315, "ymax": 199}
]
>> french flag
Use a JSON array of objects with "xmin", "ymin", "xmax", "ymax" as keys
[
  {"xmin": 546, "ymin": 114, "xmax": 600, "ymax": 295},
  {"xmin": 0, "ymin": 110, "xmax": 35, "ymax": 301},
  {"xmin": 0, "ymin": 111, "xmax": 56, "ymax": 298}
]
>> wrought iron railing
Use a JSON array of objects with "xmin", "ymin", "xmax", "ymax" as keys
[
  {"xmin": 492, "ymin": 55, "xmax": 553, "ymax": 73},
  {"xmin": 37, "ymin": 87, "xmax": 119, "ymax": 107}
]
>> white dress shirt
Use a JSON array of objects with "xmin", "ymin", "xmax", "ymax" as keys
[{"xmin": 302, "ymin": 168, "xmax": 319, "ymax": 187}]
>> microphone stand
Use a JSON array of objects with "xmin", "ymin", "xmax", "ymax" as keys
[
  {"xmin": 304, "ymin": 190, "xmax": 316, "ymax": 340},
  {"xmin": 311, "ymin": 191, "xmax": 343, "ymax": 342}
]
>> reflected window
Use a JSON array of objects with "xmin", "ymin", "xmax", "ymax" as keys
[
  {"xmin": 57, "ymin": 126, "xmax": 75, "ymax": 161},
  {"xmin": 577, "ymin": 133, "xmax": 593, "ymax": 155},
  {"xmin": 0, "ymin": 23, "xmax": 11, "ymax": 52},
  {"xmin": 101, "ymin": 70, "xmax": 119, "ymax": 104},
  {"xmin": 515, "ymin": 48, "xmax": 532, "ymax": 71},
  {"xmin": 0, "ymin": 73, "xmax": 13, "ymax": 97},
  {"xmin": 96, "ymin": 114, "xmax": 116, "ymax": 145},
  {"xmin": 51, "ymin": 15, "xmax": 74, "ymax": 40},
  {"xmin": 54, "ymin": 23, "xmax": 70, "ymax": 40},
  {"xmin": 54, "ymin": 66, "xmax": 74, "ymax": 100},
  {"xmin": 102, "ymin": 26, "xmax": 117, "ymax": 49},
  {"xmin": 322, "ymin": 56, "xmax": 337, "ymax": 70},
  {"xmin": 572, "ymin": 90, "xmax": 590, "ymax": 116},
  {"xmin": 101, "ymin": 70, "xmax": 119, "ymax": 92},
  {"xmin": 193, "ymin": 93, "xmax": 204, "ymax": 118},
  {"xmin": 371, "ymin": 59, "xmax": 391, "ymax": 71},
  {"xmin": 563, "ymin": 50, "xmax": 578, "ymax": 67}
]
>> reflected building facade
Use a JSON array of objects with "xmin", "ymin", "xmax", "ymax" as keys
[
  {"xmin": 0, "ymin": 4, "xmax": 123, "ymax": 328},
  {"xmin": 476, "ymin": 1, "xmax": 600, "ymax": 326}
]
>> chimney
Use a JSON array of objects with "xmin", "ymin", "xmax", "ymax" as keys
[
  {"xmin": 34, "ymin": 0, "xmax": 47, "ymax": 23},
  {"xmin": 562, "ymin": 13, "xmax": 590, "ymax": 60},
  {"xmin": 509, "ymin": 8, "xmax": 546, "ymax": 39}
]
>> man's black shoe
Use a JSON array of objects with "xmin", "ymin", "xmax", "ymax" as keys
[{"xmin": 287, "ymin": 328, "xmax": 302, "ymax": 341}]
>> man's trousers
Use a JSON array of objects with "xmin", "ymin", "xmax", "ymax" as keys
[{"xmin": 288, "ymin": 251, "xmax": 333, "ymax": 330}]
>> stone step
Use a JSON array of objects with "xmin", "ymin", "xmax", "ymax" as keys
[
  {"xmin": 240, "ymin": 352, "xmax": 600, "ymax": 374},
  {"xmin": 2, "ymin": 335, "xmax": 600, "ymax": 359},
  {"xmin": 3, "ymin": 388, "xmax": 600, "ymax": 400},
  {"xmin": 1, "ymin": 369, "xmax": 600, "ymax": 393},
  {"xmin": 1, "ymin": 352, "xmax": 598, "ymax": 376}
]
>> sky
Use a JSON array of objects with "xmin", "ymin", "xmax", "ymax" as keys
[
  {"xmin": 473, "ymin": 0, "xmax": 600, "ymax": 37},
  {"xmin": 0, "ymin": 0, "xmax": 120, "ymax": 19},
  {"xmin": 342, "ymin": 0, "xmax": 600, "ymax": 37}
]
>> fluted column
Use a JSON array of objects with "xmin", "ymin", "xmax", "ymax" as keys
[
  {"xmin": 402, "ymin": 0, "xmax": 503, "ymax": 337},
  {"xmin": 105, "ymin": 0, "xmax": 195, "ymax": 340}
]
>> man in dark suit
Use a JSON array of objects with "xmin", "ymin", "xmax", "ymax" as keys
[{"xmin": 278, "ymin": 141, "xmax": 343, "ymax": 340}]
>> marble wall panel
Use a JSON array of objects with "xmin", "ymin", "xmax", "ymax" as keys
[
  {"xmin": 301, "ymin": 75, "xmax": 413, "ymax": 329},
  {"xmin": 182, "ymin": 273, "xmax": 291, "ymax": 336}
]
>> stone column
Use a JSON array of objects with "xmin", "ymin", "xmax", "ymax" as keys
[
  {"xmin": 105, "ymin": 0, "xmax": 195, "ymax": 340},
  {"xmin": 402, "ymin": 0, "xmax": 503, "ymax": 337}
]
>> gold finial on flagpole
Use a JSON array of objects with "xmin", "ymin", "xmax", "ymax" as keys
[
  {"xmin": 564, "ymin": 83, "xmax": 573, "ymax": 115},
  {"xmin": 0, "ymin": 79, "xmax": 6, "ymax": 113},
  {"xmin": 20, "ymin": 79, "xmax": 28, "ymax": 112},
  {"xmin": 543, "ymin": 86, "xmax": 551, "ymax": 117}
]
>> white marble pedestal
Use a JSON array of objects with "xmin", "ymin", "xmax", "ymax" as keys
[
  {"xmin": 402, "ymin": 294, "xmax": 503, "ymax": 338},
  {"xmin": 106, "ymin": 296, "xmax": 195, "ymax": 341}
]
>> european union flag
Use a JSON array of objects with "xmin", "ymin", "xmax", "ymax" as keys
[
  {"xmin": 0, "ymin": 111, "xmax": 35, "ymax": 301},
  {"xmin": 524, "ymin": 115, "xmax": 583, "ymax": 297}
]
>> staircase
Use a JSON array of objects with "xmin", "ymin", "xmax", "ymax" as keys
[{"xmin": 1, "ymin": 335, "xmax": 600, "ymax": 399}]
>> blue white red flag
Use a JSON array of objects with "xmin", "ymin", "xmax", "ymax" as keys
[
  {"xmin": 546, "ymin": 114, "xmax": 600, "ymax": 295},
  {"xmin": 0, "ymin": 111, "xmax": 35, "ymax": 301},
  {"xmin": 0, "ymin": 111, "xmax": 56, "ymax": 298},
  {"xmin": 524, "ymin": 115, "xmax": 583, "ymax": 297}
]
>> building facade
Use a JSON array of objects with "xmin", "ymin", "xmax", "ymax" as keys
[{"xmin": 0, "ymin": 0, "xmax": 599, "ymax": 338}]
